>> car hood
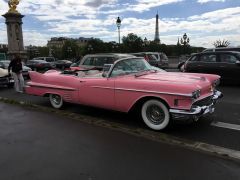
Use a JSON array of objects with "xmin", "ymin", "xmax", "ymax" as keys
[
  {"xmin": 0, "ymin": 68, "xmax": 8, "ymax": 77},
  {"xmin": 135, "ymin": 72, "xmax": 218, "ymax": 84}
]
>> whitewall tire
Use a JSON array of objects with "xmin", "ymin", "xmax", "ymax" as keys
[
  {"xmin": 141, "ymin": 99, "xmax": 170, "ymax": 130},
  {"xmin": 49, "ymin": 94, "xmax": 63, "ymax": 109}
]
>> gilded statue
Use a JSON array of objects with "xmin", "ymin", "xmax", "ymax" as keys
[{"xmin": 8, "ymin": 0, "xmax": 20, "ymax": 13}]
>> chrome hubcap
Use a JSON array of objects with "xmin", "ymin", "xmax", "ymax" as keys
[
  {"xmin": 52, "ymin": 95, "xmax": 61, "ymax": 105},
  {"xmin": 146, "ymin": 105, "xmax": 165, "ymax": 125}
]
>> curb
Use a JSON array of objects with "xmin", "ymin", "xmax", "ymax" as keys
[{"xmin": 0, "ymin": 96, "xmax": 240, "ymax": 163}]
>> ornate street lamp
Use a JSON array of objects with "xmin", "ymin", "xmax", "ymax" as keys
[
  {"xmin": 87, "ymin": 44, "xmax": 93, "ymax": 53},
  {"xmin": 49, "ymin": 48, "xmax": 54, "ymax": 57},
  {"xmin": 112, "ymin": 42, "xmax": 118, "ymax": 52},
  {"xmin": 116, "ymin": 17, "xmax": 121, "ymax": 44},
  {"xmin": 180, "ymin": 33, "xmax": 190, "ymax": 46},
  {"xmin": 180, "ymin": 33, "xmax": 190, "ymax": 55},
  {"xmin": 67, "ymin": 47, "xmax": 72, "ymax": 59}
]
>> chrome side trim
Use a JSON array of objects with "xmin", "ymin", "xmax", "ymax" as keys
[
  {"xmin": 92, "ymin": 86, "xmax": 192, "ymax": 97},
  {"xmin": 27, "ymin": 84, "xmax": 77, "ymax": 91}
]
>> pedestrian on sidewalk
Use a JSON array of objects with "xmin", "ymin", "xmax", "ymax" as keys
[{"xmin": 8, "ymin": 54, "xmax": 24, "ymax": 93}]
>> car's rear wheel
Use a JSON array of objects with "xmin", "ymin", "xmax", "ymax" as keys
[
  {"xmin": 49, "ymin": 94, "xmax": 63, "ymax": 109},
  {"xmin": 141, "ymin": 99, "xmax": 170, "ymax": 130}
]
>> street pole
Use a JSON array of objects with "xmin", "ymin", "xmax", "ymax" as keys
[{"xmin": 116, "ymin": 17, "xmax": 121, "ymax": 44}]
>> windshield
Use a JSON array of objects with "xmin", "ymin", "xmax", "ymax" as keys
[{"xmin": 110, "ymin": 58, "xmax": 157, "ymax": 77}]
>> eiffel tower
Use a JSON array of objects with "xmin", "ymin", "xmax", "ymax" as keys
[{"xmin": 154, "ymin": 13, "xmax": 161, "ymax": 44}]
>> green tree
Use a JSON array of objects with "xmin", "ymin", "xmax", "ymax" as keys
[
  {"xmin": 122, "ymin": 33, "xmax": 143, "ymax": 52},
  {"xmin": 62, "ymin": 40, "xmax": 78, "ymax": 59}
]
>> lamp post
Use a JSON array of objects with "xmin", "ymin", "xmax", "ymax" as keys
[
  {"xmin": 87, "ymin": 45, "xmax": 93, "ymax": 53},
  {"xmin": 116, "ymin": 17, "xmax": 121, "ymax": 44},
  {"xmin": 67, "ymin": 47, "xmax": 72, "ymax": 59},
  {"xmin": 143, "ymin": 37, "xmax": 148, "ymax": 51},
  {"xmin": 112, "ymin": 42, "xmax": 118, "ymax": 52},
  {"xmin": 180, "ymin": 33, "xmax": 190, "ymax": 55},
  {"xmin": 49, "ymin": 48, "xmax": 54, "ymax": 57}
]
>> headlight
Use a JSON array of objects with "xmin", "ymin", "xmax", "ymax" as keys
[{"xmin": 192, "ymin": 89, "xmax": 201, "ymax": 99}]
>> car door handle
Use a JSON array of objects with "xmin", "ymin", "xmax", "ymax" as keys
[
  {"xmin": 79, "ymin": 80, "xmax": 86, "ymax": 83},
  {"xmin": 197, "ymin": 65, "xmax": 203, "ymax": 67},
  {"xmin": 220, "ymin": 66, "xmax": 225, "ymax": 68}
]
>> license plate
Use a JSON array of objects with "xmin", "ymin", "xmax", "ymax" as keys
[{"xmin": 10, "ymin": 79, "xmax": 14, "ymax": 83}]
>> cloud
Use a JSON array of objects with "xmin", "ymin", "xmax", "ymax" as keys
[
  {"xmin": 197, "ymin": 0, "xmax": 225, "ymax": 4},
  {"xmin": 0, "ymin": 0, "xmax": 239, "ymax": 48},
  {"xmin": 85, "ymin": 0, "xmax": 117, "ymax": 8},
  {"xmin": 128, "ymin": 0, "xmax": 184, "ymax": 12}
]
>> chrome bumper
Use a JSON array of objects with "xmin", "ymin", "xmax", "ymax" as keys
[{"xmin": 169, "ymin": 90, "xmax": 223, "ymax": 121}]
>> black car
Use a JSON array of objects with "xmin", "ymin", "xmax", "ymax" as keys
[
  {"xmin": 70, "ymin": 53, "xmax": 135, "ymax": 70},
  {"xmin": 26, "ymin": 60, "xmax": 53, "ymax": 71},
  {"xmin": 183, "ymin": 51, "xmax": 240, "ymax": 83},
  {"xmin": 54, "ymin": 60, "xmax": 72, "ymax": 70}
]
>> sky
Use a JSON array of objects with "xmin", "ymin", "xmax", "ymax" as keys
[{"xmin": 0, "ymin": 0, "xmax": 240, "ymax": 48}]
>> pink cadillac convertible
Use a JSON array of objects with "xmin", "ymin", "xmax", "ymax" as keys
[{"xmin": 25, "ymin": 57, "xmax": 223, "ymax": 130}]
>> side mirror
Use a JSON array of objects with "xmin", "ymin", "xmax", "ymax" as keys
[{"xmin": 236, "ymin": 60, "xmax": 240, "ymax": 66}]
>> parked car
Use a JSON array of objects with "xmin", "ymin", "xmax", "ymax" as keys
[
  {"xmin": 25, "ymin": 57, "xmax": 222, "ymax": 131},
  {"xmin": 54, "ymin": 60, "xmax": 72, "ymax": 70},
  {"xmin": 25, "ymin": 60, "xmax": 53, "ymax": 71},
  {"xmin": 130, "ymin": 52, "xmax": 169, "ymax": 69},
  {"xmin": 0, "ymin": 67, "xmax": 14, "ymax": 87},
  {"xmin": 70, "ymin": 53, "xmax": 135, "ymax": 71},
  {"xmin": 33, "ymin": 57, "xmax": 56, "ymax": 68},
  {"xmin": 0, "ymin": 60, "xmax": 32, "ymax": 80},
  {"xmin": 182, "ymin": 51, "xmax": 240, "ymax": 84}
]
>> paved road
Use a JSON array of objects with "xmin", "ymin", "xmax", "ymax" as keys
[
  {"xmin": 0, "ymin": 83, "xmax": 240, "ymax": 151},
  {"xmin": 1, "ymin": 102, "xmax": 240, "ymax": 180}
]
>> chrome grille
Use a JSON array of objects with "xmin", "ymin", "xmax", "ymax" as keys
[{"xmin": 193, "ymin": 96, "xmax": 213, "ymax": 106}]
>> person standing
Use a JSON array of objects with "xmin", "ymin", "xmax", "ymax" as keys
[{"xmin": 8, "ymin": 55, "xmax": 24, "ymax": 93}]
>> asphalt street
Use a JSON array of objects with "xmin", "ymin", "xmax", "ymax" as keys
[
  {"xmin": 0, "ymin": 82, "xmax": 240, "ymax": 152},
  {"xmin": 1, "ymin": 102, "xmax": 240, "ymax": 180}
]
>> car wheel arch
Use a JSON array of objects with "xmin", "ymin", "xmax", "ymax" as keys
[{"xmin": 128, "ymin": 96, "xmax": 170, "ymax": 114}]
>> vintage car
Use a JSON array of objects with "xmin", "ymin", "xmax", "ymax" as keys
[{"xmin": 25, "ymin": 57, "xmax": 223, "ymax": 131}]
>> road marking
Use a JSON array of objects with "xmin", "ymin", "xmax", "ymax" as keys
[{"xmin": 211, "ymin": 121, "xmax": 240, "ymax": 131}]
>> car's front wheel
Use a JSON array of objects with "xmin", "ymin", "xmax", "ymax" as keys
[
  {"xmin": 49, "ymin": 94, "xmax": 63, "ymax": 109},
  {"xmin": 141, "ymin": 99, "xmax": 170, "ymax": 130}
]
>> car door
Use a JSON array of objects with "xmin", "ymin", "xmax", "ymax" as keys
[
  {"xmin": 185, "ymin": 55, "xmax": 200, "ymax": 72},
  {"xmin": 218, "ymin": 52, "xmax": 240, "ymax": 82},
  {"xmin": 198, "ymin": 53, "xmax": 218, "ymax": 74},
  {"xmin": 77, "ymin": 76, "xmax": 115, "ymax": 110}
]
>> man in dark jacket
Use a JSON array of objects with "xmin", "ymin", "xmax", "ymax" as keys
[{"xmin": 8, "ymin": 55, "xmax": 24, "ymax": 93}]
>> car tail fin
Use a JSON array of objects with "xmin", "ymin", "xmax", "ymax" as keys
[{"xmin": 28, "ymin": 71, "xmax": 45, "ymax": 82}]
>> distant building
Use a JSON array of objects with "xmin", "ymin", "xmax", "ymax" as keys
[
  {"xmin": 0, "ymin": 44, "xmax": 8, "ymax": 49},
  {"xmin": 47, "ymin": 37, "xmax": 68, "ymax": 48},
  {"xmin": 47, "ymin": 37, "xmax": 92, "ymax": 48},
  {"xmin": 154, "ymin": 13, "xmax": 161, "ymax": 44}
]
